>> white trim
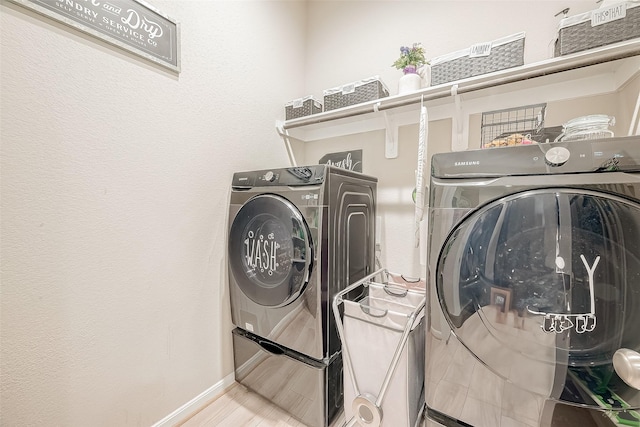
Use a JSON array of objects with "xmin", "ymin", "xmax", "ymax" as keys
[{"xmin": 151, "ymin": 373, "xmax": 236, "ymax": 427}]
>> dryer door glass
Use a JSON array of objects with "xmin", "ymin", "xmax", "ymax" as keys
[
  {"xmin": 436, "ymin": 188, "xmax": 640, "ymax": 410},
  {"xmin": 229, "ymin": 194, "xmax": 312, "ymax": 307}
]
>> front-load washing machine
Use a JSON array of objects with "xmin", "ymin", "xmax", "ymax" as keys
[
  {"xmin": 228, "ymin": 165, "xmax": 377, "ymax": 427},
  {"xmin": 425, "ymin": 137, "xmax": 640, "ymax": 427}
]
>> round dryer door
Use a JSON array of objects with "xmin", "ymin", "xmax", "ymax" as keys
[
  {"xmin": 436, "ymin": 188, "xmax": 640, "ymax": 409},
  {"xmin": 229, "ymin": 194, "xmax": 312, "ymax": 307}
]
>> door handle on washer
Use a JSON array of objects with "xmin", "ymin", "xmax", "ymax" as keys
[{"xmin": 613, "ymin": 348, "xmax": 640, "ymax": 390}]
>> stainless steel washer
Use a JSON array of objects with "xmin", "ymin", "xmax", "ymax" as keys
[
  {"xmin": 228, "ymin": 165, "xmax": 377, "ymax": 427},
  {"xmin": 425, "ymin": 137, "xmax": 640, "ymax": 427}
]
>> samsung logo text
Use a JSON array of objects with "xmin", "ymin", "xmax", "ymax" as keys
[{"xmin": 454, "ymin": 161, "xmax": 480, "ymax": 166}]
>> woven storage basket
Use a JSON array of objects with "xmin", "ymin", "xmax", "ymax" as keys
[
  {"xmin": 430, "ymin": 32, "xmax": 525, "ymax": 86},
  {"xmin": 285, "ymin": 96, "xmax": 322, "ymax": 120},
  {"xmin": 323, "ymin": 76, "xmax": 389, "ymax": 111},
  {"xmin": 556, "ymin": 2, "xmax": 640, "ymax": 56}
]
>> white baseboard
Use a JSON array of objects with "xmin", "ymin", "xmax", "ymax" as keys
[{"xmin": 151, "ymin": 373, "xmax": 236, "ymax": 427}]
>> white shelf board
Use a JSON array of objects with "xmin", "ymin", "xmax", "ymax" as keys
[{"xmin": 280, "ymin": 39, "xmax": 640, "ymax": 143}]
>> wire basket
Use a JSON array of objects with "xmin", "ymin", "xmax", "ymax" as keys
[{"xmin": 481, "ymin": 103, "xmax": 546, "ymax": 149}]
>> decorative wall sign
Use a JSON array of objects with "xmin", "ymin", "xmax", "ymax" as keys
[
  {"xmin": 8, "ymin": 0, "xmax": 180, "ymax": 73},
  {"xmin": 319, "ymin": 150, "xmax": 362, "ymax": 172}
]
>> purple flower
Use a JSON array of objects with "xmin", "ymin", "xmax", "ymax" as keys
[
  {"xmin": 393, "ymin": 42, "xmax": 427, "ymax": 71},
  {"xmin": 403, "ymin": 64, "xmax": 417, "ymax": 74}
]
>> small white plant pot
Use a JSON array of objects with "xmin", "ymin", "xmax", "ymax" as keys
[{"xmin": 398, "ymin": 72, "xmax": 422, "ymax": 94}]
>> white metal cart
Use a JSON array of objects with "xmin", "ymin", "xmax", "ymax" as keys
[{"xmin": 332, "ymin": 269, "xmax": 426, "ymax": 427}]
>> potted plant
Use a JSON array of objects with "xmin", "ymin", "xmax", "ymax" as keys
[{"xmin": 393, "ymin": 43, "xmax": 428, "ymax": 94}]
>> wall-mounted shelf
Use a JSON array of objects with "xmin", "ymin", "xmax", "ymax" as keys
[{"xmin": 276, "ymin": 39, "xmax": 640, "ymax": 161}]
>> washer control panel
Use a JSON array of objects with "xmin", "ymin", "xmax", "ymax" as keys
[
  {"xmin": 232, "ymin": 165, "xmax": 326, "ymax": 187},
  {"xmin": 431, "ymin": 136, "xmax": 640, "ymax": 178}
]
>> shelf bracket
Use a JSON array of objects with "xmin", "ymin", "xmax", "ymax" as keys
[
  {"xmin": 275, "ymin": 120, "xmax": 298, "ymax": 166},
  {"xmin": 375, "ymin": 102, "xmax": 398, "ymax": 159},
  {"xmin": 450, "ymin": 84, "xmax": 468, "ymax": 152}
]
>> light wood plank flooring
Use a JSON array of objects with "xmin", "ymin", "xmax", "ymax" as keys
[
  {"xmin": 177, "ymin": 382, "xmax": 346, "ymax": 427},
  {"xmin": 177, "ymin": 382, "xmax": 431, "ymax": 427}
]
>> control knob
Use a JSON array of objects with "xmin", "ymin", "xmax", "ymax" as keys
[
  {"xmin": 545, "ymin": 146, "xmax": 571, "ymax": 167},
  {"xmin": 263, "ymin": 171, "xmax": 275, "ymax": 182}
]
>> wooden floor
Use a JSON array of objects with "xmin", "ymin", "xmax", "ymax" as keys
[
  {"xmin": 176, "ymin": 382, "xmax": 432, "ymax": 427},
  {"xmin": 177, "ymin": 382, "xmax": 346, "ymax": 427}
]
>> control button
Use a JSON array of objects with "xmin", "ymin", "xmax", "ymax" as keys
[
  {"xmin": 545, "ymin": 147, "xmax": 571, "ymax": 167},
  {"xmin": 288, "ymin": 167, "xmax": 312, "ymax": 180},
  {"xmin": 263, "ymin": 171, "xmax": 275, "ymax": 182}
]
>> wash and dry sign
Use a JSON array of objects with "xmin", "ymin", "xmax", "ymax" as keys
[
  {"xmin": 319, "ymin": 150, "xmax": 363, "ymax": 172},
  {"xmin": 9, "ymin": 0, "xmax": 180, "ymax": 72}
]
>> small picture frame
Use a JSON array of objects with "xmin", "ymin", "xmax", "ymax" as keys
[{"xmin": 490, "ymin": 286, "xmax": 512, "ymax": 313}]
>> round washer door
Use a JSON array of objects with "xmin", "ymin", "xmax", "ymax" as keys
[
  {"xmin": 436, "ymin": 188, "xmax": 640, "ymax": 407},
  {"xmin": 229, "ymin": 194, "xmax": 313, "ymax": 307}
]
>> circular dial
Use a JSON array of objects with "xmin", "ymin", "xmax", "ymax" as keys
[
  {"xmin": 545, "ymin": 146, "xmax": 571, "ymax": 167},
  {"xmin": 263, "ymin": 171, "xmax": 275, "ymax": 182}
]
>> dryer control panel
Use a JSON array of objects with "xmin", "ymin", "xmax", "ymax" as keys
[{"xmin": 432, "ymin": 136, "xmax": 640, "ymax": 178}]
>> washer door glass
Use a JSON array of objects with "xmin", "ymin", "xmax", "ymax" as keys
[
  {"xmin": 229, "ymin": 194, "xmax": 312, "ymax": 307},
  {"xmin": 436, "ymin": 188, "xmax": 640, "ymax": 409}
]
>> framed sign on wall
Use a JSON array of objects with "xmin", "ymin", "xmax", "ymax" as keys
[
  {"xmin": 318, "ymin": 150, "xmax": 362, "ymax": 172},
  {"xmin": 8, "ymin": 0, "xmax": 180, "ymax": 73}
]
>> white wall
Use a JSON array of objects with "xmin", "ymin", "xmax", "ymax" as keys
[
  {"xmin": 301, "ymin": 0, "xmax": 597, "ymax": 278},
  {"xmin": 0, "ymin": 1, "xmax": 305, "ymax": 425},
  {"xmin": 304, "ymin": 0, "xmax": 598, "ymax": 100}
]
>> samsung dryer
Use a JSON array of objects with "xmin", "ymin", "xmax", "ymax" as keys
[{"xmin": 425, "ymin": 137, "xmax": 640, "ymax": 427}]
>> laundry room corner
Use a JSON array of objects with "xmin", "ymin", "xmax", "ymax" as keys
[{"xmin": 1, "ymin": 1, "xmax": 307, "ymax": 425}]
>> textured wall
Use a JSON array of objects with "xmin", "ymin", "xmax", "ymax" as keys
[{"xmin": 0, "ymin": 1, "xmax": 304, "ymax": 425}]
